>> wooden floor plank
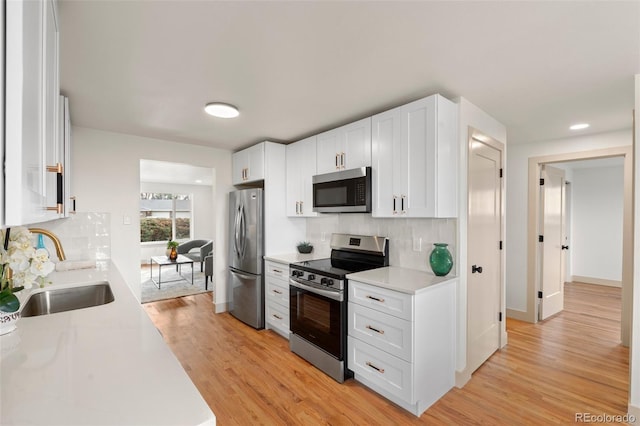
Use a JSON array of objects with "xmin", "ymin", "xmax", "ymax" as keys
[{"xmin": 144, "ymin": 281, "xmax": 629, "ymax": 425}]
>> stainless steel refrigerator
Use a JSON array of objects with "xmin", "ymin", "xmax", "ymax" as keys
[{"xmin": 228, "ymin": 188, "xmax": 264, "ymax": 329}]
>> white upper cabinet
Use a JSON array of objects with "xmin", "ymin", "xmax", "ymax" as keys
[
  {"xmin": 286, "ymin": 136, "xmax": 317, "ymax": 217},
  {"xmin": 372, "ymin": 94, "xmax": 458, "ymax": 218},
  {"xmin": 316, "ymin": 117, "xmax": 371, "ymax": 175},
  {"xmin": 232, "ymin": 143, "xmax": 265, "ymax": 185},
  {"xmin": 5, "ymin": 0, "xmax": 60, "ymax": 226}
]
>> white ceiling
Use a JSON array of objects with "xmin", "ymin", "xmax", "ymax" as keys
[
  {"xmin": 59, "ymin": 1, "xmax": 639, "ymax": 152},
  {"xmin": 140, "ymin": 160, "xmax": 213, "ymax": 186}
]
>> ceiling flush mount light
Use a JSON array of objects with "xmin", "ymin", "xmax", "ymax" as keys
[
  {"xmin": 204, "ymin": 102, "xmax": 239, "ymax": 118},
  {"xmin": 569, "ymin": 123, "xmax": 590, "ymax": 130}
]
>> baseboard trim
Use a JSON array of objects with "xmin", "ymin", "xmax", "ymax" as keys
[
  {"xmin": 455, "ymin": 369, "xmax": 472, "ymax": 388},
  {"xmin": 628, "ymin": 403, "xmax": 640, "ymax": 421},
  {"xmin": 571, "ymin": 275, "xmax": 621, "ymax": 288},
  {"xmin": 214, "ymin": 301, "xmax": 228, "ymax": 314},
  {"xmin": 506, "ymin": 308, "xmax": 532, "ymax": 322}
]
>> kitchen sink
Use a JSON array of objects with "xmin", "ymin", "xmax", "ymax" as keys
[{"xmin": 21, "ymin": 282, "xmax": 115, "ymax": 317}]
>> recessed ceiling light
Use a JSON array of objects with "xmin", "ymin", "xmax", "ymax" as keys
[
  {"xmin": 569, "ymin": 123, "xmax": 589, "ymax": 130},
  {"xmin": 204, "ymin": 102, "xmax": 239, "ymax": 118}
]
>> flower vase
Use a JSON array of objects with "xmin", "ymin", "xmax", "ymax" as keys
[
  {"xmin": 169, "ymin": 247, "xmax": 178, "ymax": 261},
  {"xmin": 0, "ymin": 311, "xmax": 20, "ymax": 336},
  {"xmin": 429, "ymin": 243, "xmax": 453, "ymax": 276}
]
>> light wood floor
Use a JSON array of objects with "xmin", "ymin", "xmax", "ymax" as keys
[{"xmin": 143, "ymin": 281, "xmax": 628, "ymax": 425}]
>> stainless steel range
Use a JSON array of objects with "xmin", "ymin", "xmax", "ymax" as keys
[{"xmin": 289, "ymin": 233, "xmax": 389, "ymax": 383}]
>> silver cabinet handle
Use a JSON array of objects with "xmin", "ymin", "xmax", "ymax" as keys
[
  {"xmin": 366, "ymin": 295, "xmax": 385, "ymax": 303},
  {"xmin": 272, "ymin": 269, "xmax": 283, "ymax": 274},
  {"xmin": 401, "ymin": 195, "xmax": 406, "ymax": 214},
  {"xmin": 341, "ymin": 152, "xmax": 345, "ymax": 168},
  {"xmin": 273, "ymin": 289, "xmax": 283, "ymax": 295},
  {"xmin": 299, "ymin": 201, "xmax": 303, "ymax": 214},
  {"xmin": 295, "ymin": 201, "xmax": 299, "ymax": 215},
  {"xmin": 366, "ymin": 362, "xmax": 385, "ymax": 374},
  {"xmin": 393, "ymin": 195, "xmax": 397, "ymax": 214},
  {"xmin": 273, "ymin": 314, "xmax": 283, "ymax": 320},
  {"xmin": 366, "ymin": 325, "xmax": 385, "ymax": 335},
  {"xmin": 335, "ymin": 153, "xmax": 340, "ymax": 169}
]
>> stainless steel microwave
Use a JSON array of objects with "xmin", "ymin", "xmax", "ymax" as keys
[{"xmin": 312, "ymin": 167, "xmax": 372, "ymax": 213}]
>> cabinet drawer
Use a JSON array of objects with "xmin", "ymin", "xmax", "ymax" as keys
[
  {"xmin": 266, "ymin": 302, "xmax": 289, "ymax": 338},
  {"xmin": 265, "ymin": 261, "xmax": 288, "ymax": 280},
  {"xmin": 349, "ymin": 281, "xmax": 413, "ymax": 321},
  {"xmin": 348, "ymin": 336, "xmax": 413, "ymax": 403},
  {"xmin": 348, "ymin": 302, "xmax": 413, "ymax": 362},
  {"xmin": 266, "ymin": 277, "xmax": 289, "ymax": 308}
]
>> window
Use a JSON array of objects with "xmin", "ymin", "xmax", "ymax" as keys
[{"xmin": 140, "ymin": 193, "xmax": 192, "ymax": 242}]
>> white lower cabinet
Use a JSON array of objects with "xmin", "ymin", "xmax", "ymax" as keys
[
  {"xmin": 264, "ymin": 260, "xmax": 290, "ymax": 339},
  {"xmin": 348, "ymin": 278, "xmax": 456, "ymax": 417}
]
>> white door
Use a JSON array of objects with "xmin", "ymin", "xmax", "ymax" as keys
[
  {"xmin": 467, "ymin": 135, "xmax": 503, "ymax": 374},
  {"xmin": 539, "ymin": 165, "xmax": 566, "ymax": 320}
]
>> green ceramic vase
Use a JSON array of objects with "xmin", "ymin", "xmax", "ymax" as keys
[{"xmin": 429, "ymin": 243, "xmax": 453, "ymax": 276}]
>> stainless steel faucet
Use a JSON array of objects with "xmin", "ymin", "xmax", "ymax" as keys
[{"xmin": 28, "ymin": 228, "xmax": 67, "ymax": 261}]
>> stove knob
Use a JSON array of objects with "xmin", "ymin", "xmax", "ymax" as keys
[
  {"xmin": 292, "ymin": 270, "xmax": 302, "ymax": 278},
  {"xmin": 320, "ymin": 278, "xmax": 328, "ymax": 286},
  {"xmin": 326, "ymin": 279, "xmax": 334, "ymax": 287},
  {"xmin": 307, "ymin": 274, "xmax": 316, "ymax": 281}
]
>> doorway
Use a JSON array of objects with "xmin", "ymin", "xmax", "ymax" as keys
[
  {"xmin": 526, "ymin": 146, "xmax": 633, "ymax": 346},
  {"xmin": 139, "ymin": 159, "xmax": 215, "ymax": 303},
  {"xmin": 467, "ymin": 129, "xmax": 505, "ymax": 374}
]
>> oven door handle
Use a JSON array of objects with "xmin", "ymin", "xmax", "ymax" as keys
[{"xmin": 289, "ymin": 278, "xmax": 343, "ymax": 302}]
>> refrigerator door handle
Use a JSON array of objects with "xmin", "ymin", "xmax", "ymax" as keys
[
  {"xmin": 239, "ymin": 204, "xmax": 247, "ymax": 258},
  {"xmin": 229, "ymin": 269, "xmax": 258, "ymax": 281},
  {"xmin": 234, "ymin": 205, "xmax": 241, "ymax": 256}
]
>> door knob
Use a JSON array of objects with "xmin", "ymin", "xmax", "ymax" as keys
[
  {"xmin": 561, "ymin": 245, "xmax": 569, "ymax": 250},
  {"xmin": 471, "ymin": 265, "xmax": 483, "ymax": 274}
]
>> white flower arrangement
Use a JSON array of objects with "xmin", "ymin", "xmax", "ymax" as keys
[{"xmin": 0, "ymin": 227, "xmax": 55, "ymax": 313}]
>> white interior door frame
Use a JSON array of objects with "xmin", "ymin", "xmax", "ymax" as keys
[{"xmin": 525, "ymin": 146, "xmax": 633, "ymax": 346}]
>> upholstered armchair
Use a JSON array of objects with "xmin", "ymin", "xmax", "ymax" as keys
[{"xmin": 177, "ymin": 239, "xmax": 213, "ymax": 272}]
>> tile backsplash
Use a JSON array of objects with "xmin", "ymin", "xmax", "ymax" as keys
[
  {"xmin": 305, "ymin": 214, "xmax": 457, "ymax": 274},
  {"xmin": 27, "ymin": 213, "xmax": 111, "ymax": 268}
]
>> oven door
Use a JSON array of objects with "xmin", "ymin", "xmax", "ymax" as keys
[{"xmin": 289, "ymin": 278, "xmax": 345, "ymax": 360}]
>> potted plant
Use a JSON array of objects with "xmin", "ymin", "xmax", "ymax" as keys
[
  {"xmin": 296, "ymin": 241, "xmax": 313, "ymax": 254},
  {"xmin": 166, "ymin": 240, "xmax": 179, "ymax": 261},
  {"xmin": 1, "ymin": 227, "xmax": 55, "ymax": 335}
]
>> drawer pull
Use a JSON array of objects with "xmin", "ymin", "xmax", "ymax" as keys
[
  {"xmin": 366, "ymin": 295, "xmax": 385, "ymax": 303},
  {"xmin": 273, "ymin": 314, "xmax": 283, "ymax": 320},
  {"xmin": 366, "ymin": 362, "xmax": 385, "ymax": 374},
  {"xmin": 366, "ymin": 325, "xmax": 385, "ymax": 335},
  {"xmin": 272, "ymin": 269, "xmax": 282, "ymax": 274},
  {"xmin": 273, "ymin": 289, "xmax": 283, "ymax": 295}
]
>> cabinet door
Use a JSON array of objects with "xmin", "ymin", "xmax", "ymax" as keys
[
  {"xmin": 43, "ymin": 0, "xmax": 61, "ymax": 220},
  {"xmin": 286, "ymin": 136, "xmax": 317, "ymax": 217},
  {"xmin": 246, "ymin": 143, "xmax": 265, "ymax": 182},
  {"xmin": 0, "ymin": 0, "xmax": 5, "ymax": 226},
  {"xmin": 341, "ymin": 117, "xmax": 371, "ymax": 170},
  {"xmin": 5, "ymin": 0, "xmax": 47, "ymax": 226},
  {"xmin": 232, "ymin": 150, "xmax": 247, "ymax": 185},
  {"xmin": 402, "ymin": 96, "xmax": 437, "ymax": 217},
  {"xmin": 371, "ymin": 107, "xmax": 402, "ymax": 217},
  {"xmin": 316, "ymin": 127, "xmax": 341, "ymax": 174}
]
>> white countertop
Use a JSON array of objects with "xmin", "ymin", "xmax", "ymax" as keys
[
  {"xmin": 346, "ymin": 266, "xmax": 456, "ymax": 294},
  {"xmin": 264, "ymin": 252, "xmax": 328, "ymax": 264},
  {"xmin": 0, "ymin": 262, "xmax": 215, "ymax": 426}
]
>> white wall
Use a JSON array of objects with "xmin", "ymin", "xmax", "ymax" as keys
[
  {"xmin": 571, "ymin": 166, "xmax": 623, "ymax": 283},
  {"xmin": 139, "ymin": 181, "xmax": 214, "ymax": 264},
  {"xmin": 71, "ymin": 126, "xmax": 233, "ymax": 310},
  {"xmin": 505, "ymin": 129, "xmax": 632, "ymax": 313},
  {"xmin": 305, "ymin": 215, "xmax": 457, "ymax": 273}
]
